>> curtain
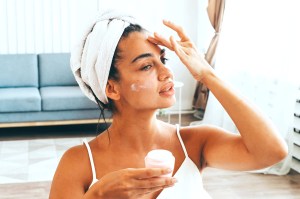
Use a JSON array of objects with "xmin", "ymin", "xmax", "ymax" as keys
[
  {"xmin": 202, "ymin": 0, "xmax": 300, "ymax": 175},
  {"xmin": 192, "ymin": 0, "xmax": 226, "ymax": 113}
]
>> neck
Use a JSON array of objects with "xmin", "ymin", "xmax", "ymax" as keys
[{"xmin": 106, "ymin": 109, "xmax": 164, "ymax": 151}]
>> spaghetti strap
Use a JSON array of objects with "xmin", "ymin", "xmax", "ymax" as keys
[
  {"xmin": 175, "ymin": 124, "xmax": 188, "ymax": 157},
  {"xmin": 83, "ymin": 139, "xmax": 98, "ymax": 185}
]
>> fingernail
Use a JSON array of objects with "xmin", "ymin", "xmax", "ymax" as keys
[
  {"xmin": 164, "ymin": 184, "xmax": 174, "ymax": 188},
  {"xmin": 165, "ymin": 184, "xmax": 175, "ymax": 188},
  {"xmin": 172, "ymin": 178, "xmax": 178, "ymax": 183},
  {"xmin": 154, "ymin": 32, "xmax": 161, "ymax": 37},
  {"xmin": 165, "ymin": 168, "xmax": 172, "ymax": 173}
]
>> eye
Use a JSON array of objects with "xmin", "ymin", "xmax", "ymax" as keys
[
  {"xmin": 141, "ymin": 65, "xmax": 152, "ymax": 71},
  {"xmin": 161, "ymin": 57, "xmax": 169, "ymax": 64}
]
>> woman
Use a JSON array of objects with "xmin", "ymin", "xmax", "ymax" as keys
[{"xmin": 49, "ymin": 10, "xmax": 287, "ymax": 199}]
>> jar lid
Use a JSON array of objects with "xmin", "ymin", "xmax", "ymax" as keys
[{"xmin": 145, "ymin": 149, "xmax": 174, "ymax": 163}]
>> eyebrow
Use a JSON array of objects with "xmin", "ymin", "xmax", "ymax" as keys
[{"xmin": 131, "ymin": 49, "xmax": 165, "ymax": 63}]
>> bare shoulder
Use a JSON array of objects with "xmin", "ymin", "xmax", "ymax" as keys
[
  {"xmin": 58, "ymin": 142, "xmax": 92, "ymax": 183},
  {"xmin": 49, "ymin": 142, "xmax": 92, "ymax": 198},
  {"xmin": 180, "ymin": 124, "xmax": 236, "ymax": 138},
  {"xmin": 177, "ymin": 125, "xmax": 217, "ymax": 169},
  {"xmin": 180, "ymin": 124, "xmax": 215, "ymax": 139},
  {"xmin": 180, "ymin": 124, "xmax": 240, "ymax": 149},
  {"xmin": 59, "ymin": 143, "xmax": 90, "ymax": 172},
  {"xmin": 178, "ymin": 124, "xmax": 239, "ymax": 169}
]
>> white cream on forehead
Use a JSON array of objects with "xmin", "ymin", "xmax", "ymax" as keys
[{"xmin": 130, "ymin": 81, "xmax": 152, "ymax": 92}]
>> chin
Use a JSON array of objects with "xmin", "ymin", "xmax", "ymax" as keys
[{"xmin": 158, "ymin": 99, "xmax": 176, "ymax": 109}]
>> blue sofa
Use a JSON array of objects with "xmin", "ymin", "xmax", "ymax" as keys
[{"xmin": 0, "ymin": 53, "xmax": 111, "ymax": 126}]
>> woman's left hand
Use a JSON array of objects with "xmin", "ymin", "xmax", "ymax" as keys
[{"xmin": 147, "ymin": 20, "xmax": 213, "ymax": 82}]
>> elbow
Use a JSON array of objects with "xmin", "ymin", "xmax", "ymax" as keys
[
  {"xmin": 276, "ymin": 142, "xmax": 289, "ymax": 162},
  {"xmin": 255, "ymin": 141, "xmax": 289, "ymax": 169},
  {"xmin": 266, "ymin": 128, "xmax": 289, "ymax": 165},
  {"xmin": 265, "ymin": 142, "xmax": 289, "ymax": 167}
]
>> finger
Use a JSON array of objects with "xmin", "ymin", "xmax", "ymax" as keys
[
  {"xmin": 170, "ymin": 36, "xmax": 191, "ymax": 66},
  {"xmin": 147, "ymin": 36, "xmax": 168, "ymax": 49},
  {"xmin": 137, "ymin": 181, "xmax": 176, "ymax": 196},
  {"xmin": 169, "ymin": 36, "xmax": 193, "ymax": 57},
  {"xmin": 153, "ymin": 32, "xmax": 174, "ymax": 50},
  {"xmin": 136, "ymin": 177, "xmax": 177, "ymax": 189},
  {"xmin": 163, "ymin": 20, "xmax": 189, "ymax": 42},
  {"xmin": 137, "ymin": 186, "xmax": 165, "ymax": 196},
  {"xmin": 170, "ymin": 36, "xmax": 187, "ymax": 59},
  {"xmin": 147, "ymin": 36, "xmax": 160, "ymax": 44},
  {"xmin": 147, "ymin": 35, "xmax": 174, "ymax": 51},
  {"xmin": 178, "ymin": 41, "xmax": 194, "ymax": 48},
  {"xmin": 132, "ymin": 168, "xmax": 172, "ymax": 179}
]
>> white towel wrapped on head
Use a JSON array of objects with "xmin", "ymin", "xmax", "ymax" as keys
[{"xmin": 70, "ymin": 10, "xmax": 141, "ymax": 105}]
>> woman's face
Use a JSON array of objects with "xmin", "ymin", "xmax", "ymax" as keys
[{"xmin": 113, "ymin": 31, "xmax": 176, "ymax": 111}]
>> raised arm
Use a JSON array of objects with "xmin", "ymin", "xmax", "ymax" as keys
[{"xmin": 148, "ymin": 20, "xmax": 288, "ymax": 170}]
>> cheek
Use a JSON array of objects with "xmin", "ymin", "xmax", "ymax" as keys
[
  {"xmin": 130, "ymin": 81, "xmax": 154, "ymax": 92},
  {"xmin": 124, "ymin": 81, "xmax": 155, "ymax": 107}
]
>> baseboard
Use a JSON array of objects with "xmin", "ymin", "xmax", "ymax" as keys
[
  {"xmin": 0, "ymin": 118, "xmax": 113, "ymax": 128},
  {"xmin": 158, "ymin": 109, "xmax": 196, "ymax": 115},
  {"xmin": 0, "ymin": 110, "xmax": 195, "ymax": 128}
]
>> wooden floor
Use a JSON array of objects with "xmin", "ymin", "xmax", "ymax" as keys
[
  {"xmin": 203, "ymin": 168, "xmax": 300, "ymax": 199},
  {"xmin": 0, "ymin": 113, "xmax": 300, "ymax": 198},
  {"xmin": 0, "ymin": 168, "xmax": 299, "ymax": 199}
]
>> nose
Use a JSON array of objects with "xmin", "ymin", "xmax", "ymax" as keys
[{"xmin": 158, "ymin": 64, "xmax": 174, "ymax": 81}]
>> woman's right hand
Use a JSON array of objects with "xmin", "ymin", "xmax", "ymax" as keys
[
  {"xmin": 148, "ymin": 20, "xmax": 213, "ymax": 82},
  {"xmin": 85, "ymin": 168, "xmax": 177, "ymax": 199}
]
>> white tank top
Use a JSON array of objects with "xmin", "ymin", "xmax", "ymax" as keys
[{"xmin": 83, "ymin": 124, "xmax": 212, "ymax": 199}]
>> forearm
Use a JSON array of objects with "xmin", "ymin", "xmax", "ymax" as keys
[{"xmin": 201, "ymin": 70, "xmax": 288, "ymax": 163}]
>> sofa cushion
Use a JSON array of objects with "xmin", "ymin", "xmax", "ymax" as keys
[
  {"xmin": 0, "ymin": 54, "xmax": 38, "ymax": 88},
  {"xmin": 40, "ymin": 86, "xmax": 98, "ymax": 111},
  {"xmin": 0, "ymin": 109, "xmax": 112, "ymax": 123},
  {"xmin": 0, "ymin": 87, "xmax": 41, "ymax": 112},
  {"xmin": 38, "ymin": 53, "xmax": 77, "ymax": 87}
]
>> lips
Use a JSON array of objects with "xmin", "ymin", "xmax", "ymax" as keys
[{"xmin": 159, "ymin": 82, "xmax": 175, "ymax": 96}]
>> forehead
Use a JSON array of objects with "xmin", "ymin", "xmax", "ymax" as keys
[{"xmin": 117, "ymin": 31, "xmax": 162, "ymax": 62}]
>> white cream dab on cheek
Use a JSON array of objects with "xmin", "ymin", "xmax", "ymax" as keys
[
  {"xmin": 130, "ymin": 82, "xmax": 152, "ymax": 92},
  {"xmin": 130, "ymin": 84, "xmax": 139, "ymax": 91}
]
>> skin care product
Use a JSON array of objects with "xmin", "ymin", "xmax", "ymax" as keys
[{"xmin": 144, "ymin": 149, "xmax": 175, "ymax": 177}]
